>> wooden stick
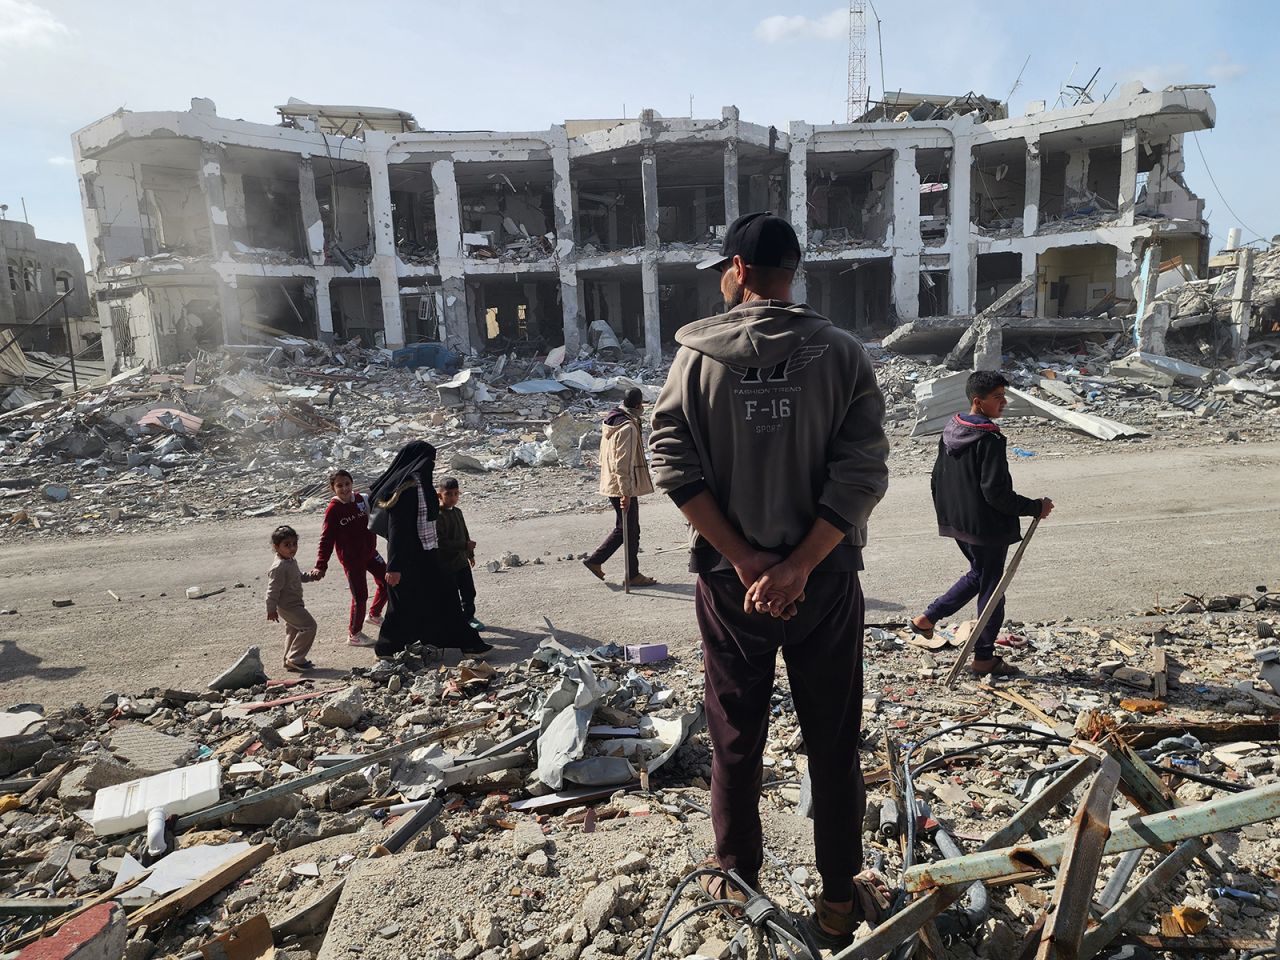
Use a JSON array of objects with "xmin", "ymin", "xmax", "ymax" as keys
[
  {"xmin": 127, "ymin": 844, "xmax": 273, "ymax": 932},
  {"xmin": 945, "ymin": 516, "xmax": 1041, "ymax": 687},
  {"xmin": 979, "ymin": 684, "xmax": 1057, "ymax": 728}
]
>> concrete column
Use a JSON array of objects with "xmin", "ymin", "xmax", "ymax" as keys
[
  {"xmin": 641, "ymin": 145, "xmax": 660, "ymax": 252},
  {"xmin": 1023, "ymin": 135, "xmax": 1041, "ymax": 237},
  {"xmin": 1021, "ymin": 248, "xmax": 1038, "ymax": 316},
  {"xmin": 641, "ymin": 145, "xmax": 662, "ymax": 364},
  {"xmin": 693, "ymin": 187, "xmax": 708, "ymax": 236},
  {"xmin": 364, "ymin": 134, "xmax": 403, "ymax": 348},
  {"xmin": 949, "ymin": 136, "xmax": 974, "ymax": 315},
  {"xmin": 298, "ymin": 158, "xmax": 325, "ymax": 266},
  {"xmin": 550, "ymin": 135, "xmax": 582, "ymax": 354},
  {"xmin": 891, "ymin": 146, "xmax": 921, "ymax": 321},
  {"xmin": 1118, "ymin": 121, "xmax": 1140, "ymax": 226},
  {"xmin": 1064, "ymin": 148, "xmax": 1090, "ymax": 213},
  {"xmin": 1136, "ymin": 301, "xmax": 1171, "ymax": 355},
  {"xmin": 787, "ymin": 122, "xmax": 811, "ymax": 303},
  {"xmin": 641, "ymin": 257, "xmax": 661, "ymax": 366},
  {"xmin": 313, "ymin": 277, "xmax": 333, "ymax": 341},
  {"xmin": 197, "ymin": 142, "xmax": 233, "ymax": 260},
  {"xmin": 723, "ymin": 139, "xmax": 740, "ymax": 224},
  {"xmin": 1114, "ymin": 244, "xmax": 1139, "ymax": 306},
  {"xmin": 1134, "ymin": 241, "xmax": 1161, "ymax": 323},
  {"xmin": 1230, "ymin": 247, "xmax": 1255, "ymax": 363},
  {"xmin": 431, "ymin": 159, "xmax": 471, "ymax": 354},
  {"xmin": 604, "ymin": 281, "xmax": 623, "ymax": 336},
  {"xmin": 212, "ymin": 275, "xmax": 243, "ymax": 345},
  {"xmin": 223, "ymin": 172, "xmax": 247, "ymax": 242}
]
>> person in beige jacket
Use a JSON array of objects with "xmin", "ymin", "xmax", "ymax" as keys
[{"xmin": 583, "ymin": 387, "xmax": 656, "ymax": 587}]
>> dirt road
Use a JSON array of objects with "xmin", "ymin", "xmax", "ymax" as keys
[{"xmin": 3, "ymin": 440, "xmax": 1276, "ymax": 706}]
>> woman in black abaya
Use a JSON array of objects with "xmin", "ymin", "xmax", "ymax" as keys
[{"xmin": 369, "ymin": 440, "xmax": 491, "ymax": 658}]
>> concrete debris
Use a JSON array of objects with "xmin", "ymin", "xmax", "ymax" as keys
[{"xmin": 208, "ymin": 646, "xmax": 268, "ymax": 691}]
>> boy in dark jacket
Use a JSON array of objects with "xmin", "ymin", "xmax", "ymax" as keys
[
  {"xmin": 436, "ymin": 476, "xmax": 482, "ymax": 631},
  {"xmin": 911, "ymin": 371, "xmax": 1054, "ymax": 677}
]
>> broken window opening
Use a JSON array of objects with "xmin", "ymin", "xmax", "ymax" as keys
[
  {"xmin": 7, "ymin": 260, "xmax": 19, "ymax": 293},
  {"xmin": 55, "ymin": 273, "xmax": 73, "ymax": 296},
  {"xmin": 919, "ymin": 269, "xmax": 950, "ymax": 317},
  {"xmin": 109, "ymin": 302, "xmax": 134, "ymax": 360},
  {"xmin": 580, "ymin": 275, "xmax": 644, "ymax": 345},
  {"xmin": 312, "ymin": 159, "xmax": 373, "ymax": 267},
  {"xmin": 22, "ymin": 260, "xmax": 37, "ymax": 292},
  {"xmin": 239, "ymin": 175, "xmax": 308, "ymax": 261},
  {"xmin": 140, "ymin": 164, "xmax": 211, "ymax": 257},
  {"xmin": 971, "ymin": 139, "xmax": 1026, "ymax": 235},
  {"xmin": 916, "ymin": 149, "xmax": 951, "ymax": 244},
  {"xmin": 400, "ymin": 284, "xmax": 442, "ymax": 343},
  {"xmin": 237, "ymin": 279, "xmax": 318, "ymax": 341},
  {"xmin": 1036, "ymin": 244, "xmax": 1117, "ymax": 318},
  {"xmin": 807, "ymin": 150, "xmax": 893, "ymax": 248},
  {"xmin": 975, "ymin": 253, "xmax": 1024, "ymax": 312}
]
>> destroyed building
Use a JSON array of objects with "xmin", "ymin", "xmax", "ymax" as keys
[
  {"xmin": 0, "ymin": 219, "xmax": 93, "ymax": 353},
  {"xmin": 74, "ymin": 83, "xmax": 1214, "ymax": 372}
]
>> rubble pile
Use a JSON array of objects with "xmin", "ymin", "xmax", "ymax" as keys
[
  {"xmin": 0, "ymin": 336, "xmax": 665, "ymax": 541},
  {"xmin": 2, "ymin": 593, "xmax": 1277, "ymax": 959}
]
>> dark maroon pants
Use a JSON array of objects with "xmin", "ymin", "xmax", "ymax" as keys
[{"xmin": 696, "ymin": 570, "xmax": 865, "ymax": 902}]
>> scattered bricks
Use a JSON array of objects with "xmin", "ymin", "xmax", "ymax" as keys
[
  {"xmin": 610, "ymin": 852, "xmax": 648, "ymax": 876},
  {"xmin": 230, "ymin": 792, "xmax": 303, "ymax": 826},
  {"xmin": 1113, "ymin": 666, "xmax": 1154, "ymax": 690},
  {"xmin": 578, "ymin": 880, "xmax": 622, "ymax": 936},
  {"xmin": 319, "ymin": 688, "xmax": 364, "ymax": 729},
  {"xmin": 525, "ymin": 850, "xmax": 551, "ymax": 876},
  {"xmin": 511, "ymin": 936, "xmax": 547, "ymax": 960},
  {"xmin": 15, "ymin": 902, "xmax": 125, "ymax": 960},
  {"xmin": 509, "ymin": 820, "xmax": 547, "ymax": 858},
  {"xmin": 208, "ymin": 646, "xmax": 267, "ymax": 692},
  {"xmin": 325, "ymin": 772, "xmax": 372, "ymax": 811},
  {"xmin": 472, "ymin": 911, "xmax": 505, "ymax": 949}
]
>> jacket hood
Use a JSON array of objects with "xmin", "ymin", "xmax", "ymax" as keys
[
  {"xmin": 675, "ymin": 301, "xmax": 831, "ymax": 367},
  {"xmin": 942, "ymin": 413, "xmax": 1000, "ymax": 456}
]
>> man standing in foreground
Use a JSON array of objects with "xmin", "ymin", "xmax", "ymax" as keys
[
  {"xmin": 584, "ymin": 387, "xmax": 657, "ymax": 588},
  {"xmin": 649, "ymin": 212, "xmax": 890, "ymax": 947}
]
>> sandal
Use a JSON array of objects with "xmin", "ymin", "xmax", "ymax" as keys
[
  {"xmin": 971, "ymin": 656, "xmax": 1021, "ymax": 677},
  {"xmin": 806, "ymin": 871, "xmax": 892, "ymax": 950},
  {"xmin": 693, "ymin": 857, "xmax": 749, "ymax": 918},
  {"xmin": 996, "ymin": 633, "xmax": 1029, "ymax": 649},
  {"xmin": 909, "ymin": 617, "xmax": 935, "ymax": 640}
]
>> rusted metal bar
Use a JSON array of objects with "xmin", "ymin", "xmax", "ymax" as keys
[
  {"xmin": 1080, "ymin": 838, "xmax": 1206, "ymax": 959},
  {"xmin": 830, "ymin": 755, "xmax": 1100, "ymax": 960},
  {"xmin": 1102, "ymin": 732, "xmax": 1228, "ymax": 875},
  {"xmin": 901, "ymin": 779, "xmax": 1280, "ymax": 893},
  {"xmin": 1034, "ymin": 755, "xmax": 1120, "ymax": 960}
]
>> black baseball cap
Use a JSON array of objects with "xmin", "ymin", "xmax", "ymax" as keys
[{"xmin": 697, "ymin": 212, "xmax": 802, "ymax": 272}]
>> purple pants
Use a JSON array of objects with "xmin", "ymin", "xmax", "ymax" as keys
[
  {"xmin": 925, "ymin": 540, "xmax": 1009, "ymax": 660},
  {"xmin": 696, "ymin": 570, "xmax": 865, "ymax": 902}
]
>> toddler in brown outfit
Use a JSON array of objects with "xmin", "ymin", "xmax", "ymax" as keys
[{"xmin": 266, "ymin": 525, "xmax": 318, "ymax": 673}]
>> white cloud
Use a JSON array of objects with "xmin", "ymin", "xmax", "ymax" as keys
[
  {"xmin": 1207, "ymin": 56, "xmax": 1247, "ymax": 83},
  {"xmin": 47, "ymin": 155, "xmax": 72, "ymax": 167},
  {"xmin": 0, "ymin": 0, "xmax": 69, "ymax": 49},
  {"xmin": 755, "ymin": 8, "xmax": 847, "ymax": 43}
]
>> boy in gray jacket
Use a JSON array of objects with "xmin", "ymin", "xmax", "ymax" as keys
[{"xmin": 649, "ymin": 213, "xmax": 889, "ymax": 948}]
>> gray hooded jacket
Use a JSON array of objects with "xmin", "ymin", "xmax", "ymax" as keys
[{"xmin": 649, "ymin": 301, "xmax": 889, "ymax": 572}]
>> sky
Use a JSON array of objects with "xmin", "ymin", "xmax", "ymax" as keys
[{"xmin": 2, "ymin": 0, "xmax": 1276, "ymax": 265}]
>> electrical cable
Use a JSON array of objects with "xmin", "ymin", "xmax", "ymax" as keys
[{"xmin": 1190, "ymin": 131, "xmax": 1268, "ymax": 244}]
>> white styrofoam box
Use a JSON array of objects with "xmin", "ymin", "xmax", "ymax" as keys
[{"xmin": 92, "ymin": 759, "xmax": 222, "ymax": 836}]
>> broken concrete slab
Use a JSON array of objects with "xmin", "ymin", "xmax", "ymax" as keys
[
  {"xmin": 208, "ymin": 646, "xmax": 267, "ymax": 692},
  {"xmin": 107, "ymin": 724, "xmax": 197, "ymax": 775},
  {"xmin": 318, "ymin": 688, "xmax": 363, "ymax": 729}
]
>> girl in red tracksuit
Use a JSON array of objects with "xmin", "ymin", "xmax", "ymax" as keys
[{"xmin": 310, "ymin": 470, "xmax": 387, "ymax": 648}]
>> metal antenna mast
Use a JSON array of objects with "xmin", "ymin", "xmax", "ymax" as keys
[{"xmin": 846, "ymin": 0, "xmax": 867, "ymax": 122}]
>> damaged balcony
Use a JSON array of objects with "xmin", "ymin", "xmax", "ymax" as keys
[
  {"xmin": 917, "ymin": 147, "xmax": 951, "ymax": 245},
  {"xmin": 971, "ymin": 138, "xmax": 1028, "ymax": 238},
  {"xmin": 803, "ymin": 257, "xmax": 893, "ymax": 332},
  {"xmin": 807, "ymin": 149, "xmax": 893, "ymax": 254},
  {"xmin": 456, "ymin": 159, "xmax": 557, "ymax": 265},
  {"xmin": 573, "ymin": 149, "xmax": 647, "ymax": 260},
  {"xmin": 389, "ymin": 164, "xmax": 439, "ymax": 267}
]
